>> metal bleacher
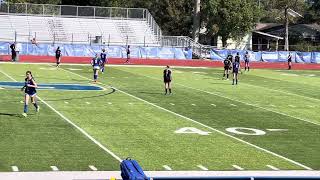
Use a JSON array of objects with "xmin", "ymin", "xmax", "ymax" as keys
[{"xmin": 0, "ymin": 3, "xmax": 162, "ymax": 46}]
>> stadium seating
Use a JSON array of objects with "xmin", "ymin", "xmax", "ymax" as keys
[{"xmin": 0, "ymin": 15, "xmax": 160, "ymax": 46}]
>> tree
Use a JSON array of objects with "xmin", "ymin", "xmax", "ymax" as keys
[
  {"xmin": 202, "ymin": 0, "xmax": 260, "ymax": 47},
  {"xmin": 306, "ymin": 0, "xmax": 320, "ymax": 23}
]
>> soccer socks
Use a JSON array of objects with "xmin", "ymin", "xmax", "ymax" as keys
[
  {"xmin": 236, "ymin": 79, "xmax": 238, "ymax": 85},
  {"xmin": 165, "ymin": 89, "xmax": 168, "ymax": 94},
  {"xmin": 94, "ymin": 75, "xmax": 97, "ymax": 81},
  {"xmin": 232, "ymin": 79, "xmax": 235, "ymax": 85},
  {"xmin": 24, "ymin": 104, "xmax": 28, "ymax": 113},
  {"xmin": 169, "ymin": 88, "xmax": 171, "ymax": 94},
  {"xmin": 227, "ymin": 74, "xmax": 229, "ymax": 79},
  {"xmin": 33, "ymin": 102, "xmax": 38, "ymax": 109}
]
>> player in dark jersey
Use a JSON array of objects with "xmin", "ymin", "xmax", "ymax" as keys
[
  {"xmin": 55, "ymin": 46, "xmax": 62, "ymax": 67},
  {"xmin": 235, "ymin": 52, "xmax": 240, "ymax": 63},
  {"xmin": 91, "ymin": 54, "xmax": 101, "ymax": 83},
  {"xmin": 10, "ymin": 43, "xmax": 16, "ymax": 61},
  {"xmin": 223, "ymin": 55, "xmax": 232, "ymax": 80},
  {"xmin": 232, "ymin": 57, "xmax": 241, "ymax": 85},
  {"xmin": 125, "ymin": 45, "xmax": 130, "ymax": 63},
  {"xmin": 287, "ymin": 52, "xmax": 292, "ymax": 70},
  {"xmin": 163, "ymin": 65, "xmax": 172, "ymax": 95},
  {"xmin": 21, "ymin": 71, "xmax": 39, "ymax": 117},
  {"xmin": 244, "ymin": 51, "xmax": 250, "ymax": 71},
  {"xmin": 100, "ymin": 49, "xmax": 108, "ymax": 73}
]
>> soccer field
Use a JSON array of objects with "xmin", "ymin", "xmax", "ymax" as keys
[{"xmin": 0, "ymin": 62, "xmax": 319, "ymax": 172}]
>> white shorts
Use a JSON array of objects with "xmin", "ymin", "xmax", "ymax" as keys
[{"xmin": 93, "ymin": 66, "xmax": 100, "ymax": 70}]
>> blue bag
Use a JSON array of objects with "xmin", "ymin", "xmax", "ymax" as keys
[{"xmin": 120, "ymin": 158, "xmax": 148, "ymax": 180}]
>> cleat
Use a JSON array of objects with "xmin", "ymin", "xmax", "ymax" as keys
[{"xmin": 22, "ymin": 113, "xmax": 27, "ymax": 117}]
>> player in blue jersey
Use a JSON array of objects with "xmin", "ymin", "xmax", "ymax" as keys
[
  {"xmin": 21, "ymin": 71, "xmax": 39, "ymax": 117},
  {"xmin": 91, "ymin": 54, "xmax": 101, "ymax": 83},
  {"xmin": 232, "ymin": 57, "xmax": 241, "ymax": 85},
  {"xmin": 244, "ymin": 51, "xmax": 250, "ymax": 71},
  {"xmin": 100, "ymin": 49, "xmax": 108, "ymax": 73}
]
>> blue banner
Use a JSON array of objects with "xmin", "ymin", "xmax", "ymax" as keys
[
  {"xmin": 0, "ymin": 42, "xmax": 9, "ymax": 55},
  {"xmin": 296, "ymin": 52, "xmax": 312, "ymax": 63},
  {"xmin": 261, "ymin": 52, "xmax": 279, "ymax": 62},
  {"xmin": 210, "ymin": 50, "xmax": 224, "ymax": 61},
  {"xmin": 3, "ymin": 41, "xmax": 320, "ymax": 63},
  {"xmin": 312, "ymin": 52, "xmax": 320, "ymax": 63}
]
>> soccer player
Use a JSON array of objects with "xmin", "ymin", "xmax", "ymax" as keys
[
  {"xmin": 287, "ymin": 52, "xmax": 292, "ymax": 70},
  {"xmin": 31, "ymin": 37, "xmax": 39, "ymax": 47},
  {"xmin": 244, "ymin": 51, "xmax": 250, "ymax": 71},
  {"xmin": 235, "ymin": 52, "xmax": 240, "ymax": 63},
  {"xmin": 21, "ymin": 71, "xmax": 39, "ymax": 117},
  {"xmin": 10, "ymin": 43, "xmax": 16, "ymax": 61},
  {"xmin": 232, "ymin": 57, "xmax": 241, "ymax": 85},
  {"xmin": 91, "ymin": 54, "xmax": 101, "ymax": 83},
  {"xmin": 100, "ymin": 49, "xmax": 108, "ymax": 73},
  {"xmin": 223, "ymin": 55, "xmax": 232, "ymax": 80},
  {"xmin": 125, "ymin": 45, "xmax": 130, "ymax": 63},
  {"xmin": 55, "ymin": 46, "xmax": 62, "ymax": 67},
  {"xmin": 163, "ymin": 65, "xmax": 172, "ymax": 95}
]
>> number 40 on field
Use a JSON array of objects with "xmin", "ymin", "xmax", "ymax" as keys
[{"xmin": 175, "ymin": 127, "xmax": 288, "ymax": 136}]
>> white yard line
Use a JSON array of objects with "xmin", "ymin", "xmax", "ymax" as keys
[
  {"xmin": 127, "ymin": 73, "xmax": 320, "ymax": 127},
  {"xmin": 197, "ymin": 165, "xmax": 208, "ymax": 171},
  {"xmin": 176, "ymin": 83, "xmax": 320, "ymax": 127},
  {"xmin": 243, "ymin": 81, "xmax": 320, "ymax": 103},
  {"xmin": 266, "ymin": 129, "xmax": 288, "ymax": 132},
  {"xmin": 89, "ymin": 165, "xmax": 98, "ymax": 171},
  {"xmin": 57, "ymin": 67, "xmax": 313, "ymax": 170},
  {"xmin": 232, "ymin": 165, "xmax": 244, "ymax": 170},
  {"xmin": 50, "ymin": 166, "xmax": 59, "ymax": 171},
  {"xmin": 266, "ymin": 165, "xmax": 280, "ymax": 170},
  {"xmin": 11, "ymin": 166, "xmax": 19, "ymax": 172},
  {"xmin": 163, "ymin": 165, "xmax": 172, "ymax": 171},
  {"xmin": 0, "ymin": 69, "xmax": 122, "ymax": 163},
  {"xmin": 0, "ymin": 61, "xmax": 208, "ymax": 69},
  {"xmin": 1, "ymin": 170, "xmax": 319, "ymax": 180}
]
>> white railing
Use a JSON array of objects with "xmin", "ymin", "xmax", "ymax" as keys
[
  {"xmin": 161, "ymin": 36, "xmax": 216, "ymax": 58},
  {"xmin": 0, "ymin": 3, "xmax": 162, "ymax": 43}
]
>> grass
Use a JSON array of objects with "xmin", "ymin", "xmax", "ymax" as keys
[{"xmin": 0, "ymin": 63, "xmax": 319, "ymax": 171}]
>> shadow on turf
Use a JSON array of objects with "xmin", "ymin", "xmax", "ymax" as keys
[
  {"xmin": 0, "ymin": 112, "xmax": 22, "ymax": 117},
  {"xmin": 44, "ymin": 87, "xmax": 116, "ymax": 102},
  {"xmin": 138, "ymin": 91, "xmax": 163, "ymax": 95}
]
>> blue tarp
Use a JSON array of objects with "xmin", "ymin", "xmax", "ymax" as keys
[
  {"xmin": 211, "ymin": 49, "xmax": 320, "ymax": 63},
  {"xmin": 0, "ymin": 42, "xmax": 187, "ymax": 59},
  {"xmin": 1, "ymin": 41, "xmax": 320, "ymax": 63}
]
